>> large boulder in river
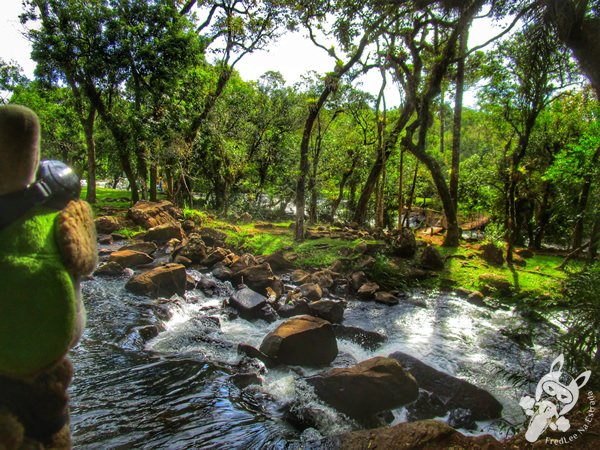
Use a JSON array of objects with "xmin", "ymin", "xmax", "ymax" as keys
[
  {"xmin": 144, "ymin": 223, "xmax": 185, "ymax": 243},
  {"xmin": 127, "ymin": 200, "xmax": 181, "ymax": 228},
  {"xmin": 297, "ymin": 283, "xmax": 322, "ymax": 302},
  {"xmin": 228, "ymin": 286, "xmax": 278, "ymax": 323},
  {"xmin": 317, "ymin": 419, "xmax": 502, "ymax": 449},
  {"xmin": 108, "ymin": 249, "xmax": 154, "ymax": 268},
  {"xmin": 231, "ymin": 262, "xmax": 283, "ymax": 298},
  {"xmin": 119, "ymin": 241, "xmax": 158, "ymax": 255},
  {"xmin": 332, "ymin": 325, "xmax": 386, "ymax": 350},
  {"xmin": 125, "ymin": 263, "xmax": 187, "ymax": 298},
  {"xmin": 259, "ymin": 315, "xmax": 338, "ymax": 366},
  {"xmin": 307, "ymin": 356, "xmax": 419, "ymax": 421},
  {"xmin": 389, "ymin": 351, "xmax": 503, "ymax": 421}
]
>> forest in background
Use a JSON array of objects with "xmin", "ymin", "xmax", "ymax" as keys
[{"xmin": 0, "ymin": 0, "xmax": 598, "ymax": 258}]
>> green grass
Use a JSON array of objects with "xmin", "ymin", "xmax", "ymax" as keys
[
  {"xmin": 81, "ymin": 187, "xmax": 132, "ymax": 213},
  {"xmin": 434, "ymin": 245, "xmax": 581, "ymax": 301}
]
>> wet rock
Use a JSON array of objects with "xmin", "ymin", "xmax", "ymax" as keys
[
  {"xmin": 127, "ymin": 200, "xmax": 181, "ymax": 228},
  {"xmin": 173, "ymin": 255, "xmax": 193, "ymax": 267},
  {"xmin": 174, "ymin": 233, "xmax": 208, "ymax": 263},
  {"xmin": 229, "ymin": 253, "xmax": 259, "ymax": 273},
  {"xmin": 374, "ymin": 291, "xmax": 399, "ymax": 306},
  {"xmin": 181, "ymin": 219, "xmax": 196, "ymax": 233},
  {"xmin": 135, "ymin": 324, "xmax": 161, "ymax": 342},
  {"xmin": 281, "ymin": 400, "xmax": 334, "ymax": 432},
  {"xmin": 200, "ymin": 247, "xmax": 229, "ymax": 267},
  {"xmin": 309, "ymin": 269, "xmax": 336, "ymax": 290},
  {"xmin": 97, "ymin": 234, "xmax": 113, "ymax": 245},
  {"xmin": 332, "ymin": 325, "xmax": 386, "ymax": 350},
  {"xmin": 186, "ymin": 274, "xmax": 197, "ymax": 290},
  {"xmin": 196, "ymin": 276, "xmax": 218, "ymax": 296},
  {"xmin": 480, "ymin": 243, "xmax": 504, "ymax": 266},
  {"xmin": 259, "ymin": 315, "xmax": 338, "ymax": 366},
  {"xmin": 405, "ymin": 268, "xmax": 430, "ymax": 281},
  {"xmin": 448, "ymin": 408, "xmax": 477, "ymax": 430},
  {"xmin": 291, "ymin": 269, "xmax": 311, "ymax": 284},
  {"xmin": 308, "ymin": 300, "xmax": 345, "ymax": 324},
  {"xmin": 231, "ymin": 262, "xmax": 283, "ymax": 299},
  {"xmin": 419, "ymin": 245, "xmax": 445, "ymax": 270},
  {"xmin": 466, "ymin": 291, "xmax": 486, "ymax": 307},
  {"xmin": 262, "ymin": 252, "xmax": 295, "ymax": 272},
  {"xmin": 94, "ymin": 261, "xmax": 127, "ymax": 277},
  {"xmin": 387, "ymin": 228, "xmax": 417, "ymax": 258},
  {"xmin": 297, "ymin": 283, "xmax": 323, "ymax": 302},
  {"xmin": 306, "ymin": 356, "xmax": 419, "ymax": 421},
  {"xmin": 318, "ymin": 419, "xmax": 502, "ymax": 449},
  {"xmin": 276, "ymin": 298, "xmax": 310, "ymax": 318},
  {"xmin": 389, "ymin": 351, "xmax": 503, "ymax": 421},
  {"xmin": 212, "ymin": 263, "xmax": 233, "ymax": 281},
  {"xmin": 237, "ymin": 343, "xmax": 277, "ymax": 368},
  {"xmin": 350, "ymin": 271, "xmax": 368, "ymax": 291},
  {"xmin": 406, "ymin": 389, "xmax": 447, "ymax": 421},
  {"xmin": 125, "ymin": 263, "xmax": 187, "ymax": 298},
  {"xmin": 94, "ymin": 215, "xmax": 124, "ymax": 234},
  {"xmin": 119, "ymin": 241, "xmax": 158, "ymax": 255},
  {"xmin": 144, "ymin": 223, "xmax": 185, "ymax": 243},
  {"xmin": 231, "ymin": 373, "xmax": 263, "ymax": 389},
  {"xmin": 228, "ymin": 286, "xmax": 278, "ymax": 323},
  {"xmin": 199, "ymin": 227, "xmax": 228, "ymax": 247},
  {"xmin": 357, "ymin": 281, "xmax": 379, "ymax": 300},
  {"xmin": 108, "ymin": 249, "xmax": 154, "ymax": 268}
]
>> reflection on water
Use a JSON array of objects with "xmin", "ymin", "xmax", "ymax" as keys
[{"xmin": 70, "ymin": 274, "xmax": 559, "ymax": 448}]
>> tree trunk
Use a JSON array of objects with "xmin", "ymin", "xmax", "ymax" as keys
[
  {"xmin": 589, "ymin": 214, "xmax": 600, "ymax": 259},
  {"xmin": 571, "ymin": 146, "xmax": 600, "ymax": 250},
  {"xmin": 83, "ymin": 107, "xmax": 97, "ymax": 204},
  {"xmin": 532, "ymin": 181, "xmax": 552, "ymax": 249},
  {"xmin": 397, "ymin": 147, "xmax": 405, "ymax": 230},
  {"xmin": 149, "ymin": 164, "xmax": 158, "ymax": 202},
  {"xmin": 403, "ymin": 161, "xmax": 419, "ymax": 229},
  {"xmin": 450, "ymin": 26, "xmax": 468, "ymax": 211}
]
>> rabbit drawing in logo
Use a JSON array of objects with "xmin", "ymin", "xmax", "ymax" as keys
[{"xmin": 520, "ymin": 354, "xmax": 591, "ymax": 443}]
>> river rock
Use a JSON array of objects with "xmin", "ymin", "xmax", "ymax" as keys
[
  {"xmin": 94, "ymin": 215, "xmax": 124, "ymax": 234},
  {"xmin": 317, "ymin": 419, "xmax": 502, "ymax": 449},
  {"xmin": 212, "ymin": 263, "xmax": 233, "ymax": 281},
  {"xmin": 262, "ymin": 252, "xmax": 295, "ymax": 272},
  {"xmin": 291, "ymin": 269, "xmax": 311, "ymax": 284},
  {"xmin": 276, "ymin": 298, "xmax": 310, "ymax": 318},
  {"xmin": 201, "ymin": 247, "xmax": 229, "ymax": 267},
  {"xmin": 480, "ymin": 243, "xmax": 504, "ymax": 266},
  {"xmin": 108, "ymin": 249, "xmax": 154, "ymax": 268},
  {"xmin": 466, "ymin": 291, "xmax": 486, "ymax": 307},
  {"xmin": 127, "ymin": 200, "xmax": 181, "ymax": 228},
  {"xmin": 332, "ymin": 325, "xmax": 386, "ymax": 350},
  {"xmin": 228, "ymin": 286, "xmax": 278, "ymax": 323},
  {"xmin": 231, "ymin": 262, "xmax": 283, "ymax": 298},
  {"xmin": 94, "ymin": 261, "xmax": 127, "ymax": 277},
  {"xmin": 230, "ymin": 253, "xmax": 259, "ymax": 273},
  {"xmin": 237, "ymin": 343, "xmax": 277, "ymax": 368},
  {"xmin": 174, "ymin": 233, "xmax": 208, "ymax": 263},
  {"xmin": 259, "ymin": 315, "xmax": 338, "ymax": 366},
  {"xmin": 374, "ymin": 291, "xmax": 399, "ymax": 305},
  {"xmin": 119, "ymin": 241, "xmax": 158, "ymax": 255},
  {"xmin": 389, "ymin": 351, "xmax": 503, "ymax": 421},
  {"xmin": 309, "ymin": 269, "xmax": 335, "ymax": 290},
  {"xmin": 357, "ymin": 281, "xmax": 379, "ymax": 300},
  {"xmin": 144, "ymin": 223, "xmax": 185, "ymax": 243},
  {"xmin": 308, "ymin": 300, "xmax": 345, "ymax": 324},
  {"xmin": 350, "ymin": 271, "xmax": 368, "ymax": 291},
  {"xmin": 199, "ymin": 227, "xmax": 227, "ymax": 247},
  {"xmin": 419, "ymin": 245, "xmax": 445, "ymax": 270},
  {"xmin": 306, "ymin": 356, "xmax": 419, "ymax": 421},
  {"xmin": 297, "ymin": 283, "xmax": 323, "ymax": 302},
  {"xmin": 125, "ymin": 263, "xmax": 187, "ymax": 298}
]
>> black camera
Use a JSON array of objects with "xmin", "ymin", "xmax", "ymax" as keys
[{"xmin": 0, "ymin": 160, "xmax": 81, "ymax": 229}]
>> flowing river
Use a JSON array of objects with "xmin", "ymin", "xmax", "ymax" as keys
[{"xmin": 69, "ymin": 264, "xmax": 561, "ymax": 449}]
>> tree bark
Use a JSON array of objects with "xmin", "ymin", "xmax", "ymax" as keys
[
  {"xmin": 82, "ymin": 106, "xmax": 97, "ymax": 204},
  {"xmin": 450, "ymin": 26, "xmax": 468, "ymax": 211}
]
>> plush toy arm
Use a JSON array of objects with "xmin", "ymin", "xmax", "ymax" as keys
[{"xmin": 55, "ymin": 200, "xmax": 97, "ymax": 277}]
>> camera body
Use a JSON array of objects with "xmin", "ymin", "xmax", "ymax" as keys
[{"xmin": 0, "ymin": 160, "xmax": 81, "ymax": 229}]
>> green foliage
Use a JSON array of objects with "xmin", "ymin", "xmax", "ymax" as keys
[{"xmin": 560, "ymin": 263, "xmax": 600, "ymax": 385}]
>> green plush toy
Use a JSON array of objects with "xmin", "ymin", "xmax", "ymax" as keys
[{"xmin": 0, "ymin": 105, "xmax": 97, "ymax": 449}]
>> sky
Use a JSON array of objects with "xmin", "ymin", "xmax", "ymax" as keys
[{"xmin": 1, "ymin": 0, "xmax": 508, "ymax": 107}]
